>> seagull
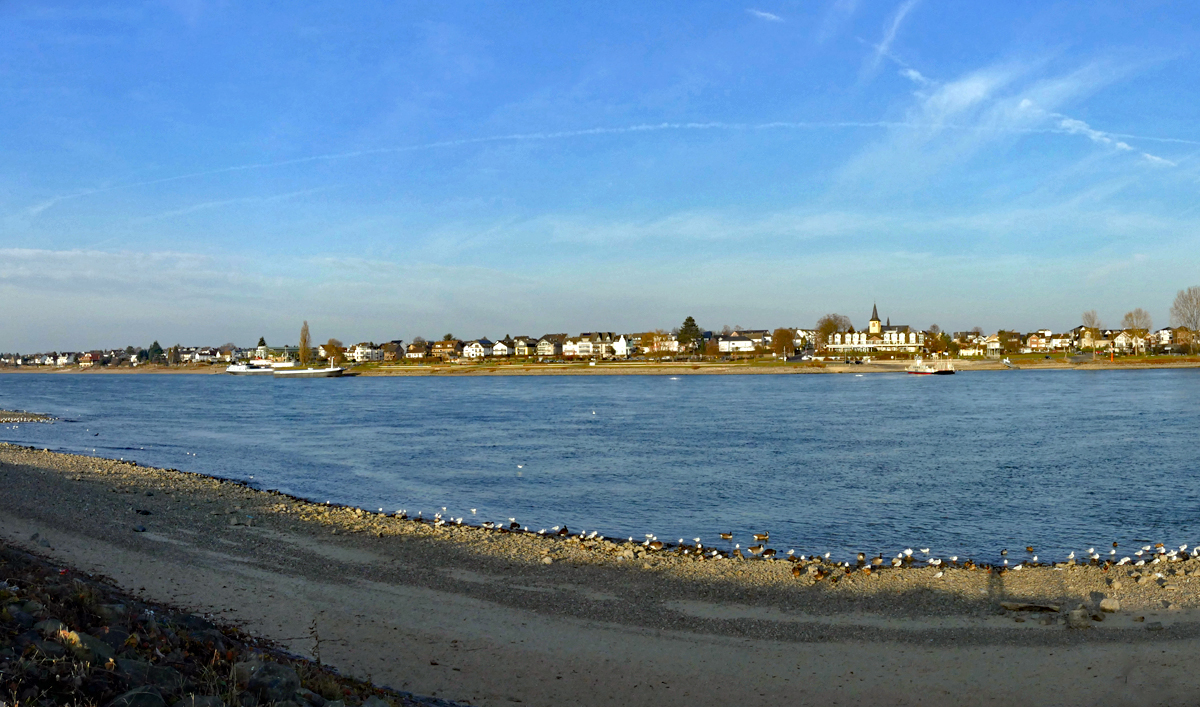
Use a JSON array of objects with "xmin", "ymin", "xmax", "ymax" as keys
[
  {"xmin": 517, "ymin": 465, "xmax": 523, "ymax": 469},
  {"xmin": 787, "ymin": 549, "xmax": 795, "ymax": 556},
  {"xmin": 919, "ymin": 548, "xmax": 930, "ymax": 555},
  {"xmin": 471, "ymin": 509, "xmax": 477, "ymax": 514},
  {"xmin": 1032, "ymin": 555, "xmax": 1038, "ymax": 563},
  {"xmin": 1087, "ymin": 547, "xmax": 1095, "ymax": 554},
  {"xmin": 904, "ymin": 548, "xmax": 913, "ymax": 557},
  {"xmin": 1067, "ymin": 551, "xmax": 1075, "ymax": 560}
]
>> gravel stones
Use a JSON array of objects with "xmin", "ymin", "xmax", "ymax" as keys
[
  {"xmin": 241, "ymin": 661, "xmax": 301, "ymax": 703},
  {"xmin": 1099, "ymin": 597, "xmax": 1120, "ymax": 613},
  {"xmin": 1065, "ymin": 606, "xmax": 1092, "ymax": 629},
  {"xmin": 106, "ymin": 686, "xmax": 166, "ymax": 707}
]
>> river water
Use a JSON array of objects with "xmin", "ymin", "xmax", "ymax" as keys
[{"xmin": 1, "ymin": 370, "xmax": 1197, "ymax": 562}]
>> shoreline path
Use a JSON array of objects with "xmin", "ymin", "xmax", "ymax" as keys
[{"xmin": 3, "ymin": 443, "xmax": 1199, "ymax": 706}]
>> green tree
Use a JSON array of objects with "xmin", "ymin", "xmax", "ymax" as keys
[
  {"xmin": 442, "ymin": 333, "xmax": 456, "ymax": 341},
  {"xmin": 147, "ymin": 341, "xmax": 164, "ymax": 363},
  {"xmin": 257, "ymin": 336, "xmax": 267, "ymax": 347},
  {"xmin": 677, "ymin": 316, "xmax": 703, "ymax": 354}
]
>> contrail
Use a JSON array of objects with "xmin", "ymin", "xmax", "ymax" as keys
[{"xmin": 26, "ymin": 119, "xmax": 1192, "ymax": 215}]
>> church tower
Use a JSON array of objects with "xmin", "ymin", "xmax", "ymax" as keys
[{"xmin": 868, "ymin": 303, "xmax": 882, "ymax": 335}]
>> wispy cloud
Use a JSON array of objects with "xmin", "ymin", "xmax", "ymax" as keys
[
  {"xmin": 818, "ymin": 0, "xmax": 858, "ymax": 42},
  {"xmin": 26, "ymin": 113, "xmax": 1188, "ymax": 218},
  {"xmin": 899, "ymin": 67, "xmax": 932, "ymax": 86},
  {"xmin": 130, "ymin": 187, "xmax": 331, "ymax": 224},
  {"xmin": 869, "ymin": 0, "xmax": 920, "ymax": 72},
  {"xmin": 746, "ymin": 9, "xmax": 783, "ymax": 22}
]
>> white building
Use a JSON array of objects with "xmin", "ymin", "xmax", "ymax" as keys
[
  {"xmin": 463, "ymin": 339, "xmax": 494, "ymax": 358},
  {"xmin": 351, "ymin": 344, "xmax": 384, "ymax": 362},
  {"xmin": 718, "ymin": 336, "xmax": 755, "ymax": 353},
  {"xmin": 613, "ymin": 334, "xmax": 638, "ymax": 358}
]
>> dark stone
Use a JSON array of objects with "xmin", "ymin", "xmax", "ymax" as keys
[
  {"xmin": 188, "ymin": 629, "xmax": 227, "ymax": 653},
  {"xmin": 107, "ymin": 686, "xmax": 166, "ymax": 707},
  {"xmin": 133, "ymin": 526, "xmax": 147, "ymax": 533},
  {"xmin": 96, "ymin": 604, "xmax": 130, "ymax": 625},
  {"xmin": 246, "ymin": 662, "xmax": 300, "ymax": 703},
  {"xmin": 7, "ymin": 608, "xmax": 35, "ymax": 629},
  {"xmin": 296, "ymin": 688, "xmax": 326, "ymax": 707},
  {"xmin": 116, "ymin": 658, "xmax": 184, "ymax": 694},
  {"xmin": 136, "ymin": 509, "xmax": 153, "ymax": 515},
  {"xmin": 95, "ymin": 626, "xmax": 132, "ymax": 651},
  {"xmin": 174, "ymin": 697, "xmax": 225, "ymax": 707},
  {"xmin": 33, "ymin": 639, "xmax": 66, "ymax": 658}
]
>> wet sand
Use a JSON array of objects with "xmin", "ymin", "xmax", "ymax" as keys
[{"xmin": 4, "ymin": 443, "xmax": 1200, "ymax": 705}]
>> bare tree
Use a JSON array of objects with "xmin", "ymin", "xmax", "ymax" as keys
[
  {"xmin": 772, "ymin": 328, "xmax": 797, "ymax": 357},
  {"xmin": 1081, "ymin": 310, "xmax": 1104, "ymax": 358},
  {"xmin": 1121, "ymin": 308, "xmax": 1153, "ymax": 355},
  {"xmin": 814, "ymin": 314, "xmax": 852, "ymax": 351},
  {"xmin": 324, "ymin": 338, "xmax": 344, "ymax": 365},
  {"xmin": 1171, "ymin": 286, "xmax": 1200, "ymax": 354},
  {"xmin": 970, "ymin": 326, "xmax": 984, "ymax": 337},
  {"xmin": 298, "ymin": 321, "xmax": 312, "ymax": 366}
]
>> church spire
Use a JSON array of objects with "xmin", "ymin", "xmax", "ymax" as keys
[{"xmin": 871, "ymin": 303, "xmax": 880, "ymax": 322}]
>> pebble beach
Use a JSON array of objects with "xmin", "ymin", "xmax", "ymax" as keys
[{"xmin": 6, "ymin": 435, "xmax": 1200, "ymax": 704}]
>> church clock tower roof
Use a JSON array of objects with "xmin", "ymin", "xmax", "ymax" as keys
[{"xmin": 870, "ymin": 303, "xmax": 880, "ymax": 322}]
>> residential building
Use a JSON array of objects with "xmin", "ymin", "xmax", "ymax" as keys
[
  {"xmin": 613, "ymin": 334, "xmax": 638, "ymax": 358},
  {"xmin": 406, "ymin": 342, "xmax": 431, "ymax": 359},
  {"xmin": 512, "ymin": 336, "xmax": 538, "ymax": 356},
  {"xmin": 351, "ymin": 343, "xmax": 384, "ymax": 362},
  {"xmin": 463, "ymin": 339, "xmax": 494, "ymax": 358},
  {"xmin": 431, "ymin": 339, "xmax": 464, "ymax": 360},
  {"xmin": 825, "ymin": 304, "xmax": 925, "ymax": 354},
  {"xmin": 536, "ymin": 334, "xmax": 566, "ymax": 357},
  {"xmin": 491, "ymin": 338, "xmax": 514, "ymax": 357},
  {"xmin": 718, "ymin": 336, "xmax": 755, "ymax": 353}
]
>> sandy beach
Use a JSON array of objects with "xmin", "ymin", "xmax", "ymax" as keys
[{"xmin": 4, "ymin": 442, "xmax": 1200, "ymax": 706}]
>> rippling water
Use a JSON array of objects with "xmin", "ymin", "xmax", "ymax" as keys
[{"xmin": 1, "ymin": 370, "xmax": 1197, "ymax": 561}]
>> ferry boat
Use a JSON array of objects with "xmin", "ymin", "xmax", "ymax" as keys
[
  {"xmin": 273, "ymin": 360, "xmax": 345, "ymax": 378},
  {"xmin": 225, "ymin": 361, "xmax": 274, "ymax": 375},
  {"xmin": 906, "ymin": 358, "xmax": 956, "ymax": 375}
]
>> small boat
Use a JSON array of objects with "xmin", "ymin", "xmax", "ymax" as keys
[
  {"xmin": 225, "ymin": 362, "xmax": 274, "ymax": 375},
  {"xmin": 906, "ymin": 358, "xmax": 955, "ymax": 375}
]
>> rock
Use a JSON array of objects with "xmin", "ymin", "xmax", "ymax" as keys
[
  {"xmin": 362, "ymin": 697, "xmax": 391, "ymax": 707},
  {"xmin": 1146, "ymin": 621, "xmax": 1164, "ymax": 631},
  {"xmin": 33, "ymin": 639, "xmax": 66, "ymax": 658},
  {"xmin": 6, "ymin": 607, "xmax": 35, "ymax": 629},
  {"xmin": 34, "ymin": 618, "xmax": 67, "ymax": 637},
  {"xmin": 22, "ymin": 601, "xmax": 45, "ymax": 615},
  {"xmin": 133, "ymin": 525, "xmax": 147, "ymax": 533},
  {"xmin": 245, "ymin": 662, "xmax": 300, "ymax": 703},
  {"xmin": 1109, "ymin": 580, "xmax": 1122, "ymax": 589},
  {"xmin": 94, "ymin": 626, "xmax": 132, "ymax": 651},
  {"xmin": 1099, "ymin": 598, "xmax": 1120, "ymax": 613},
  {"xmin": 116, "ymin": 658, "xmax": 184, "ymax": 693},
  {"xmin": 1065, "ymin": 607, "xmax": 1091, "ymax": 629},
  {"xmin": 60, "ymin": 629, "xmax": 117, "ymax": 662},
  {"xmin": 174, "ymin": 697, "xmax": 225, "ymax": 707},
  {"xmin": 541, "ymin": 556, "xmax": 553, "ymax": 565},
  {"xmin": 106, "ymin": 686, "xmax": 166, "ymax": 707},
  {"xmin": 1000, "ymin": 602, "xmax": 1060, "ymax": 613},
  {"xmin": 296, "ymin": 688, "xmax": 326, "ymax": 707},
  {"xmin": 96, "ymin": 604, "xmax": 130, "ymax": 624}
]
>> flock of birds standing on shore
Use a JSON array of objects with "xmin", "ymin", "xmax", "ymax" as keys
[{"xmin": 380, "ymin": 505, "xmax": 1200, "ymax": 577}]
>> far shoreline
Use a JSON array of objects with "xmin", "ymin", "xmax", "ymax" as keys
[{"xmin": 2, "ymin": 358, "xmax": 1199, "ymax": 377}]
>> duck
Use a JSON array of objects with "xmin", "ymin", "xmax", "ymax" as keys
[{"xmin": 557, "ymin": 526, "xmax": 570, "ymax": 536}]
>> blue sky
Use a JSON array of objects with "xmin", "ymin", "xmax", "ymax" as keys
[{"xmin": 3, "ymin": 1, "xmax": 1199, "ymax": 350}]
